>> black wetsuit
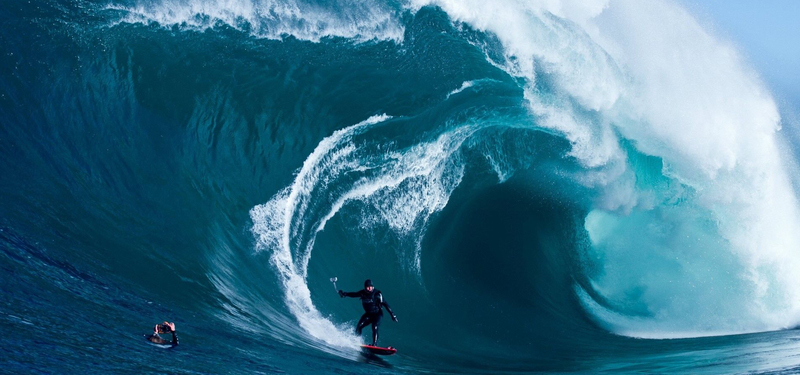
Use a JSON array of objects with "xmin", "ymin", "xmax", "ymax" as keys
[
  {"xmin": 146, "ymin": 331, "xmax": 179, "ymax": 347},
  {"xmin": 341, "ymin": 289, "xmax": 395, "ymax": 346}
]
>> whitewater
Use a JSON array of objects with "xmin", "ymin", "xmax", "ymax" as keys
[{"xmin": 3, "ymin": 0, "xmax": 800, "ymax": 373}]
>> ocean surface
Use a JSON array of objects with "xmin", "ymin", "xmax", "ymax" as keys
[{"xmin": 4, "ymin": 0, "xmax": 800, "ymax": 373}]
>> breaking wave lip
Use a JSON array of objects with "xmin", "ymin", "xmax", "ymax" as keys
[
  {"xmin": 103, "ymin": 0, "xmax": 406, "ymax": 42},
  {"xmin": 413, "ymin": 0, "xmax": 800, "ymax": 338}
]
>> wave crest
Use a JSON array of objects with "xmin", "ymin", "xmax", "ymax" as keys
[{"xmin": 106, "ymin": 0, "xmax": 405, "ymax": 42}]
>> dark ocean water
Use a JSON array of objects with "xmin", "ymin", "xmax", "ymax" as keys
[{"xmin": 4, "ymin": 0, "xmax": 800, "ymax": 373}]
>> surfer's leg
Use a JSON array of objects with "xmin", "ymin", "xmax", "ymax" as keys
[
  {"xmin": 356, "ymin": 313, "xmax": 371, "ymax": 335},
  {"xmin": 371, "ymin": 313, "xmax": 383, "ymax": 346}
]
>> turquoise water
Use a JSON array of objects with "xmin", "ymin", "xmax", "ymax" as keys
[{"xmin": 4, "ymin": 0, "xmax": 800, "ymax": 373}]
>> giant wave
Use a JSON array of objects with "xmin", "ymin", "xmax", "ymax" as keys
[{"xmin": 3, "ymin": 0, "xmax": 800, "ymax": 373}]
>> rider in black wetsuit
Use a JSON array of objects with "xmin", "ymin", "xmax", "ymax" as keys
[
  {"xmin": 339, "ymin": 279, "xmax": 398, "ymax": 346},
  {"xmin": 145, "ymin": 321, "xmax": 179, "ymax": 347}
]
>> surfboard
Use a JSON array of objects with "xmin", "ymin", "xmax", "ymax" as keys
[{"xmin": 361, "ymin": 345, "xmax": 397, "ymax": 355}]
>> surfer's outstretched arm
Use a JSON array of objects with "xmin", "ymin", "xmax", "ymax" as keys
[
  {"xmin": 339, "ymin": 290, "xmax": 361, "ymax": 298},
  {"xmin": 377, "ymin": 292, "xmax": 398, "ymax": 322}
]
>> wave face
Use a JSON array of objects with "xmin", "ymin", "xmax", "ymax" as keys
[{"xmin": 4, "ymin": 0, "xmax": 800, "ymax": 373}]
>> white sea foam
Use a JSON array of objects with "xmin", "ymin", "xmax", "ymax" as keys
[
  {"xmin": 105, "ymin": 0, "xmax": 405, "ymax": 42},
  {"xmin": 446, "ymin": 80, "xmax": 475, "ymax": 99}
]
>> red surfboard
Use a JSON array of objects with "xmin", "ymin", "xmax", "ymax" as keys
[{"xmin": 360, "ymin": 345, "xmax": 397, "ymax": 355}]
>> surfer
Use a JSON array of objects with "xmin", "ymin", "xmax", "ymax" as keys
[
  {"xmin": 145, "ymin": 321, "xmax": 179, "ymax": 347},
  {"xmin": 339, "ymin": 279, "xmax": 398, "ymax": 346}
]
